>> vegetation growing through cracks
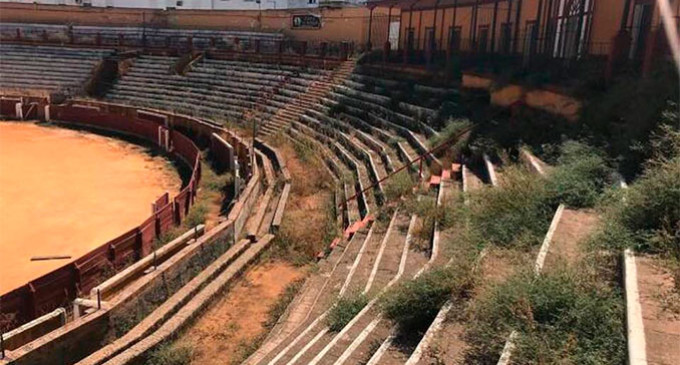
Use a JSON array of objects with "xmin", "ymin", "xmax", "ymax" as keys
[
  {"xmin": 327, "ymin": 293, "xmax": 369, "ymax": 332},
  {"xmin": 379, "ymin": 135, "xmax": 629, "ymax": 362},
  {"xmin": 110, "ymin": 232, "xmax": 233, "ymax": 340},
  {"xmin": 464, "ymin": 266, "xmax": 625, "ymax": 364},
  {"xmin": 593, "ymin": 110, "xmax": 680, "ymax": 294},
  {"xmin": 147, "ymin": 343, "xmax": 195, "ymax": 365}
]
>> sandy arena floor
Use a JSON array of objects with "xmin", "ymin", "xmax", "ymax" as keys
[{"xmin": 0, "ymin": 122, "xmax": 181, "ymax": 294}]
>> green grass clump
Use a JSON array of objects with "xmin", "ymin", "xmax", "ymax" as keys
[
  {"xmin": 428, "ymin": 118, "xmax": 472, "ymax": 150},
  {"xmin": 327, "ymin": 293, "xmax": 368, "ymax": 332},
  {"xmin": 147, "ymin": 344, "xmax": 194, "ymax": 365},
  {"xmin": 183, "ymin": 202, "xmax": 208, "ymax": 229},
  {"xmin": 380, "ymin": 266, "xmax": 473, "ymax": 334},
  {"xmin": 544, "ymin": 141, "xmax": 614, "ymax": 208},
  {"xmin": 464, "ymin": 268, "xmax": 625, "ymax": 364},
  {"xmin": 467, "ymin": 165, "xmax": 552, "ymax": 248},
  {"xmin": 384, "ymin": 169, "xmax": 415, "ymax": 201},
  {"xmin": 594, "ymin": 124, "xmax": 680, "ymax": 258}
]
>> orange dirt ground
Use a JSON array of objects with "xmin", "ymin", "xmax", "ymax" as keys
[
  {"xmin": 176, "ymin": 260, "xmax": 305, "ymax": 365},
  {"xmin": 0, "ymin": 122, "xmax": 181, "ymax": 294}
]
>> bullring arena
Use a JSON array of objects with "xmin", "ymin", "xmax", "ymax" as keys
[
  {"xmin": 1, "ymin": 1, "xmax": 679, "ymax": 365},
  {"xmin": 0, "ymin": 122, "xmax": 181, "ymax": 293}
]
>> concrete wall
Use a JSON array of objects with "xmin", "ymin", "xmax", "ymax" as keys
[{"xmin": 0, "ymin": 2, "xmax": 377, "ymax": 43}]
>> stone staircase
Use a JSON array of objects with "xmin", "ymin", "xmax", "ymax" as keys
[{"xmin": 258, "ymin": 59, "xmax": 357, "ymax": 137}]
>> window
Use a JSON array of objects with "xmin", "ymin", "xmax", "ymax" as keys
[
  {"xmin": 500, "ymin": 23, "xmax": 512, "ymax": 53},
  {"xmin": 448, "ymin": 26, "xmax": 461, "ymax": 51},
  {"xmin": 629, "ymin": 2, "xmax": 653, "ymax": 61},
  {"xmin": 477, "ymin": 25, "xmax": 489, "ymax": 53},
  {"xmin": 425, "ymin": 27, "xmax": 436, "ymax": 51},
  {"xmin": 552, "ymin": 0, "xmax": 594, "ymax": 59},
  {"xmin": 308, "ymin": 0, "xmax": 316, "ymax": 3},
  {"xmin": 406, "ymin": 28, "xmax": 415, "ymax": 51},
  {"xmin": 523, "ymin": 21, "xmax": 538, "ymax": 61}
]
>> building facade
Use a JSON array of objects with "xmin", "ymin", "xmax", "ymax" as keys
[
  {"xmin": 366, "ymin": 0, "xmax": 679, "ymax": 69},
  {"xmin": 0, "ymin": 0, "xmax": 320, "ymax": 10}
]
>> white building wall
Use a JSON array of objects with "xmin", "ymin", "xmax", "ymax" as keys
[{"xmin": 0, "ymin": 0, "xmax": 318, "ymax": 10}]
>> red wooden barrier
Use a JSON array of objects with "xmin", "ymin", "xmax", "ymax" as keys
[{"xmin": 0, "ymin": 101, "xmax": 210, "ymax": 329}]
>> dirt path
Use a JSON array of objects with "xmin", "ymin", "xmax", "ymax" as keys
[
  {"xmin": 0, "ymin": 122, "xmax": 181, "ymax": 294},
  {"xmin": 543, "ymin": 208, "xmax": 600, "ymax": 270},
  {"xmin": 636, "ymin": 256, "xmax": 680, "ymax": 365},
  {"xmin": 176, "ymin": 260, "xmax": 305, "ymax": 365}
]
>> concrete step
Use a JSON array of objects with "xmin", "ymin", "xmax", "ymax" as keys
[
  {"xmin": 287, "ymin": 105, "xmax": 306, "ymax": 112},
  {"xmin": 280, "ymin": 110, "xmax": 299, "ymax": 117}
]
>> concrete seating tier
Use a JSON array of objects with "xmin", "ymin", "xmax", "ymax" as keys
[
  {"xmin": 108, "ymin": 86, "xmax": 249, "ymax": 115},
  {"xmin": 1, "ymin": 23, "xmax": 283, "ymax": 49},
  {"xmin": 319, "ymin": 97, "xmax": 421, "ymax": 165},
  {"xmin": 300, "ymin": 116, "xmax": 376, "ymax": 218},
  {"xmin": 287, "ymin": 127, "xmax": 356, "ymax": 229},
  {"xmin": 348, "ymin": 72, "xmax": 459, "ymax": 97},
  {"xmin": 0, "ymin": 44, "xmax": 113, "ymax": 94},
  {"xmin": 330, "ymin": 88, "xmax": 437, "ymax": 137},
  {"xmin": 288, "ymin": 122, "xmax": 362, "ymax": 226},
  {"xmin": 106, "ymin": 55, "xmax": 328, "ymax": 125}
]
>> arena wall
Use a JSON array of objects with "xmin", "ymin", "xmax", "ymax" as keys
[
  {"xmin": 0, "ymin": 99, "xmax": 249, "ymax": 330},
  {"xmin": 0, "ymin": 100, "xmax": 263, "ymax": 365},
  {"xmin": 0, "ymin": 3, "xmax": 393, "ymax": 44}
]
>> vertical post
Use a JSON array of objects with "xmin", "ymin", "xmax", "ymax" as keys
[
  {"xmin": 405, "ymin": 5, "xmax": 415, "ymax": 63},
  {"xmin": 543, "ymin": 0, "xmax": 555, "ymax": 55},
  {"xmin": 97, "ymin": 289, "xmax": 101, "ymax": 310},
  {"xmin": 573, "ymin": 0, "xmax": 587, "ymax": 57},
  {"xmin": 432, "ymin": 1, "xmax": 440, "ymax": 52},
  {"xmin": 620, "ymin": 0, "xmax": 633, "ymax": 31},
  {"xmin": 490, "ymin": 0, "xmax": 499, "ymax": 53},
  {"xmin": 385, "ymin": 6, "xmax": 393, "ymax": 61},
  {"xmin": 398, "ymin": 9, "xmax": 404, "ymax": 55},
  {"xmin": 1, "ymin": 329, "xmax": 4, "ymax": 360},
  {"xmin": 320, "ymin": 42, "xmax": 327, "ymax": 58},
  {"xmin": 535, "ymin": 0, "xmax": 544, "ymax": 54},
  {"xmin": 452, "ymin": 0, "xmax": 458, "ymax": 48},
  {"xmin": 505, "ymin": 0, "xmax": 513, "ymax": 53},
  {"xmin": 513, "ymin": 0, "xmax": 523, "ymax": 53},
  {"xmin": 367, "ymin": 7, "xmax": 374, "ymax": 50},
  {"xmin": 251, "ymin": 113, "xmax": 257, "ymax": 174},
  {"xmin": 439, "ymin": 8, "xmax": 446, "ymax": 51},
  {"xmin": 471, "ymin": 0, "xmax": 480, "ymax": 46},
  {"xmin": 417, "ymin": 11, "xmax": 423, "ymax": 51}
]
